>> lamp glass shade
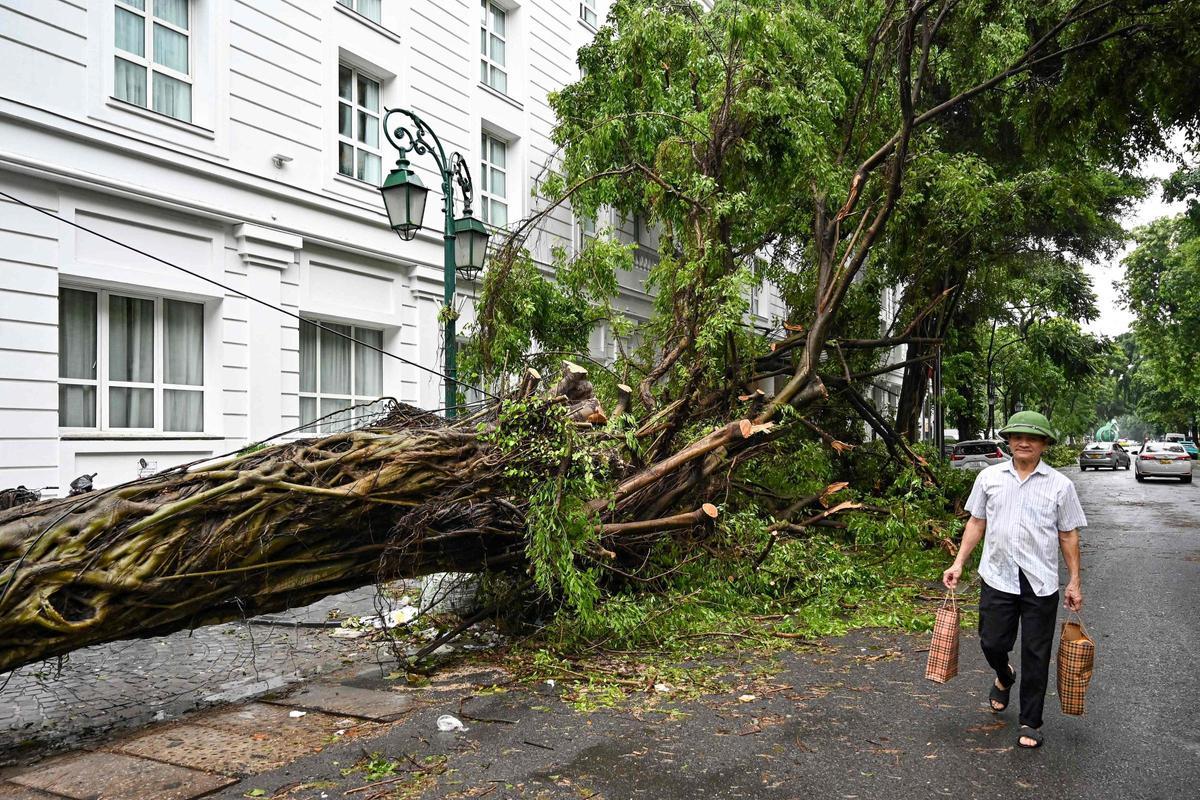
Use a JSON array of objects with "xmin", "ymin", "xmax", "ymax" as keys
[
  {"xmin": 453, "ymin": 215, "xmax": 490, "ymax": 280},
  {"xmin": 380, "ymin": 161, "xmax": 428, "ymax": 241}
]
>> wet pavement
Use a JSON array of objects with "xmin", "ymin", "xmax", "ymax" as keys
[
  {"xmin": 1, "ymin": 464, "xmax": 1196, "ymax": 798},
  {"xmin": 0, "ymin": 587, "xmax": 396, "ymax": 763}
]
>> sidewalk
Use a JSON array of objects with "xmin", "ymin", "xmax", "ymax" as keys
[
  {"xmin": 3, "ymin": 622, "xmax": 1196, "ymax": 799},
  {"xmin": 0, "ymin": 586, "xmax": 393, "ymax": 764},
  {"xmin": 0, "ymin": 654, "xmax": 509, "ymax": 800}
]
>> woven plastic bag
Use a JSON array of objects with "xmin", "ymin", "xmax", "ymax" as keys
[
  {"xmin": 925, "ymin": 592, "xmax": 960, "ymax": 684},
  {"xmin": 1057, "ymin": 613, "xmax": 1095, "ymax": 715}
]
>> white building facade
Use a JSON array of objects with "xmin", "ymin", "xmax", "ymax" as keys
[{"xmin": 0, "ymin": 0, "xmax": 779, "ymax": 495}]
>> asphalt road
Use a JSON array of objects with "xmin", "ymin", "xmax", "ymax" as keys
[{"xmin": 193, "ymin": 461, "xmax": 1198, "ymax": 800}]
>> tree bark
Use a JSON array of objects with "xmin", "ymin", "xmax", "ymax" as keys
[
  {"xmin": 0, "ymin": 387, "xmax": 769, "ymax": 674},
  {"xmin": 895, "ymin": 339, "xmax": 932, "ymax": 440}
]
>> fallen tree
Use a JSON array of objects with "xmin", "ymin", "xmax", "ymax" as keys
[
  {"xmin": 3, "ymin": 0, "xmax": 1193, "ymax": 673},
  {"xmin": 0, "ymin": 369, "xmax": 802, "ymax": 673}
]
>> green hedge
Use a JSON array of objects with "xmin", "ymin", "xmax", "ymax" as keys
[{"xmin": 1044, "ymin": 443, "xmax": 1083, "ymax": 468}]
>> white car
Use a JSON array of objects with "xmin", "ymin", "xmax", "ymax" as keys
[
  {"xmin": 950, "ymin": 439, "xmax": 1012, "ymax": 471},
  {"xmin": 1134, "ymin": 442, "xmax": 1194, "ymax": 484}
]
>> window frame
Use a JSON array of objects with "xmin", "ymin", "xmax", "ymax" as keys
[
  {"xmin": 58, "ymin": 286, "xmax": 206, "ymax": 434},
  {"xmin": 574, "ymin": 210, "xmax": 596, "ymax": 254},
  {"xmin": 298, "ymin": 318, "xmax": 385, "ymax": 433},
  {"xmin": 579, "ymin": 0, "xmax": 597, "ymax": 28},
  {"xmin": 336, "ymin": 63, "xmax": 383, "ymax": 185},
  {"xmin": 480, "ymin": 0, "xmax": 509, "ymax": 94},
  {"xmin": 480, "ymin": 131, "xmax": 510, "ymax": 229},
  {"xmin": 113, "ymin": 0, "xmax": 194, "ymax": 123},
  {"xmin": 336, "ymin": 0, "xmax": 382, "ymax": 25}
]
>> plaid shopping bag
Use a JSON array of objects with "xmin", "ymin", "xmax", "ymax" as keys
[
  {"xmin": 1057, "ymin": 613, "xmax": 1095, "ymax": 715},
  {"xmin": 925, "ymin": 592, "xmax": 960, "ymax": 683}
]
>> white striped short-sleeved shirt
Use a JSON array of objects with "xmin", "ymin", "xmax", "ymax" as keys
[{"xmin": 964, "ymin": 460, "xmax": 1087, "ymax": 597}]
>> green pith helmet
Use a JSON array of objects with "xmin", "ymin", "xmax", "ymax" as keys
[{"xmin": 998, "ymin": 410, "xmax": 1058, "ymax": 445}]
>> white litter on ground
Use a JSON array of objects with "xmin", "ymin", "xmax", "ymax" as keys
[{"xmin": 436, "ymin": 714, "xmax": 468, "ymax": 732}]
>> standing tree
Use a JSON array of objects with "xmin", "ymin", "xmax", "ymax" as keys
[{"xmin": 1121, "ymin": 214, "xmax": 1200, "ymax": 437}]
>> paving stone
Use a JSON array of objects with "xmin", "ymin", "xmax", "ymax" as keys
[
  {"xmin": 0, "ymin": 587, "xmax": 394, "ymax": 760},
  {"xmin": 8, "ymin": 751, "xmax": 235, "ymax": 799},
  {"xmin": 109, "ymin": 722, "xmax": 294, "ymax": 777},
  {"xmin": 186, "ymin": 702, "xmax": 375, "ymax": 753},
  {"xmin": 0, "ymin": 784, "xmax": 61, "ymax": 799},
  {"xmin": 268, "ymin": 683, "xmax": 415, "ymax": 721}
]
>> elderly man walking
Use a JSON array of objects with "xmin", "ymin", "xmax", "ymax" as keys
[{"xmin": 942, "ymin": 411, "xmax": 1086, "ymax": 749}]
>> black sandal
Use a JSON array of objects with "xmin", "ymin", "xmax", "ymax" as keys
[
  {"xmin": 1017, "ymin": 726, "xmax": 1043, "ymax": 748},
  {"xmin": 989, "ymin": 665, "xmax": 1015, "ymax": 712}
]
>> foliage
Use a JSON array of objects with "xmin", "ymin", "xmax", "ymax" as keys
[
  {"xmin": 470, "ymin": 0, "xmax": 1198, "ymax": 671},
  {"xmin": 461, "ymin": 241, "xmax": 626, "ymax": 392},
  {"xmin": 1044, "ymin": 443, "xmax": 1083, "ymax": 468},
  {"xmin": 483, "ymin": 400, "xmax": 611, "ymax": 617},
  {"xmin": 525, "ymin": 433, "xmax": 974, "ymax": 659},
  {"xmin": 1120, "ymin": 214, "xmax": 1200, "ymax": 435}
]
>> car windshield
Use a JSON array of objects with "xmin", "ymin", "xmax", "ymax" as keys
[
  {"xmin": 955, "ymin": 442, "xmax": 1001, "ymax": 456},
  {"xmin": 1084, "ymin": 442, "xmax": 1112, "ymax": 451}
]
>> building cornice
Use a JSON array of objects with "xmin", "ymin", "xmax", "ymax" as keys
[{"xmin": 0, "ymin": 104, "xmax": 446, "ymax": 270}]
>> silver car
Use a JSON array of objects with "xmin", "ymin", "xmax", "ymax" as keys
[
  {"xmin": 1134, "ymin": 442, "xmax": 1194, "ymax": 483},
  {"xmin": 950, "ymin": 439, "xmax": 1011, "ymax": 471},
  {"xmin": 1079, "ymin": 441, "xmax": 1131, "ymax": 471}
]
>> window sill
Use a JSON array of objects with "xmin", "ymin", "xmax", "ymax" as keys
[
  {"xmin": 106, "ymin": 98, "xmax": 216, "ymax": 139},
  {"xmin": 334, "ymin": 172, "xmax": 382, "ymax": 190},
  {"xmin": 578, "ymin": 17, "xmax": 598, "ymax": 35},
  {"xmin": 334, "ymin": 2, "xmax": 404, "ymax": 45},
  {"xmin": 477, "ymin": 82, "xmax": 523, "ymax": 111},
  {"xmin": 60, "ymin": 432, "xmax": 225, "ymax": 441}
]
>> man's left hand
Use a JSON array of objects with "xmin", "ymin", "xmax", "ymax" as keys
[{"xmin": 1064, "ymin": 581, "xmax": 1083, "ymax": 612}]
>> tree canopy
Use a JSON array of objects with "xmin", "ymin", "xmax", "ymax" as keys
[{"xmin": 1121, "ymin": 213, "xmax": 1200, "ymax": 435}]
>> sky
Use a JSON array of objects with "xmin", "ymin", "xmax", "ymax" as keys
[{"xmin": 1082, "ymin": 148, "xmax": 1188, "ymax": 337}]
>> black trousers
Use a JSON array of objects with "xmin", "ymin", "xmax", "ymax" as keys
[{"xmin": 978, "ymin": 571, "xmax": 1060, "ymax": 729}]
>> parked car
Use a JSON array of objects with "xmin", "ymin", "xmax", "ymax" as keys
[
  {"xmin": 1180, "ymin": 440, "xmax": 1199, "ymax": 460},
  {"xmin": 1079, "ymin": 441, "xmax": 1131, "ymax": 471},
  {"xmin": 950, "ymin": 440, "xmax": 1011, "ymax": 471},
  {"xmin": 1164, "ymin": 433, "xmax": 1185, "ymax": 443},
  {"xmin": 1135, "ymin": 442, "xmax": 1194, "ymax": 483}
]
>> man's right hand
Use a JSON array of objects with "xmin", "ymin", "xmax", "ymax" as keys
[{"xmin": 942, "ymin": 563, "xmax": 963, "ymax": 591}]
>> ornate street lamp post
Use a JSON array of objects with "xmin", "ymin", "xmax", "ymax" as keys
[{"xmin": 379, "ymin": 108, "xmax": 490, "ymax": 418}]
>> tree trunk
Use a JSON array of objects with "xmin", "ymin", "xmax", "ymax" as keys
[
  {"xmin": 954, "ymin": 383, "xmax": 980, "ymax": 441},
  {"xmin": 0, "ymin": 414, "xmax": 525, "ymax": 674},
  {"xmin": 0, "ymin": 381, "xmax": 784, "ymax": 674},
  {"xmin": 895, "ymin": 339, "xmax": 931, "ymax": 440}
]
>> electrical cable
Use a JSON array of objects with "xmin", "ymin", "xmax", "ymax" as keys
[{"xmin": 0, "ymin": 188, "xmax": 499, "ymax": 399}]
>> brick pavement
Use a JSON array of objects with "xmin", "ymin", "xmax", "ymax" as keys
[
  {"xmin": 0, "ymin": 586, "xmax": 400, "ymax": 765},
  {"xmin": 0, "ymin": 655, "xmax": 501, "ymax": 799}
]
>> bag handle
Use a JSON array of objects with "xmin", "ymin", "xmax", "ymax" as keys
[
  {"xmin": 1065, "ymin": 610, "xmax": 1087, "ymax": 634},
  {"xmin": 941, "ymin": 589, "xmax": 957, "ymax": 611}
]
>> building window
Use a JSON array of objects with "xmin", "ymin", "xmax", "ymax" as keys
[
  {"xmin": 480, "ymin": 132, "xmax": 509, "ymax": 228},
  {"xmin": 58, "ymin": 288, "xmax": 205, "ymax": 432},
  {"xmin": 299, "ymin": 319, "xmax": 383, "ymax": 432},
  {"xmin": 634, "ymin": 214, "xmax": 658, "ymax": 249},
  {"xmin": 338, "ymin": 64, "xmax": 382, "ymax": 184},
  {"xmin": 336, "ymin": 0, "xmax": 382, "ymax": 24},
  {"xmin": 575, "ymin": 211, "xmax": 596, "ymax": 253},
  {"xmin": 580, "ymin": 0, "xmax": 596, "ymax": 28},
  {"xmin": 113, "ymin": 0, "xmax": 192, "ymax": 123},
  {"xmin": 480, "ymin": 0, "xmax": 508, "ymax": 94}
]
